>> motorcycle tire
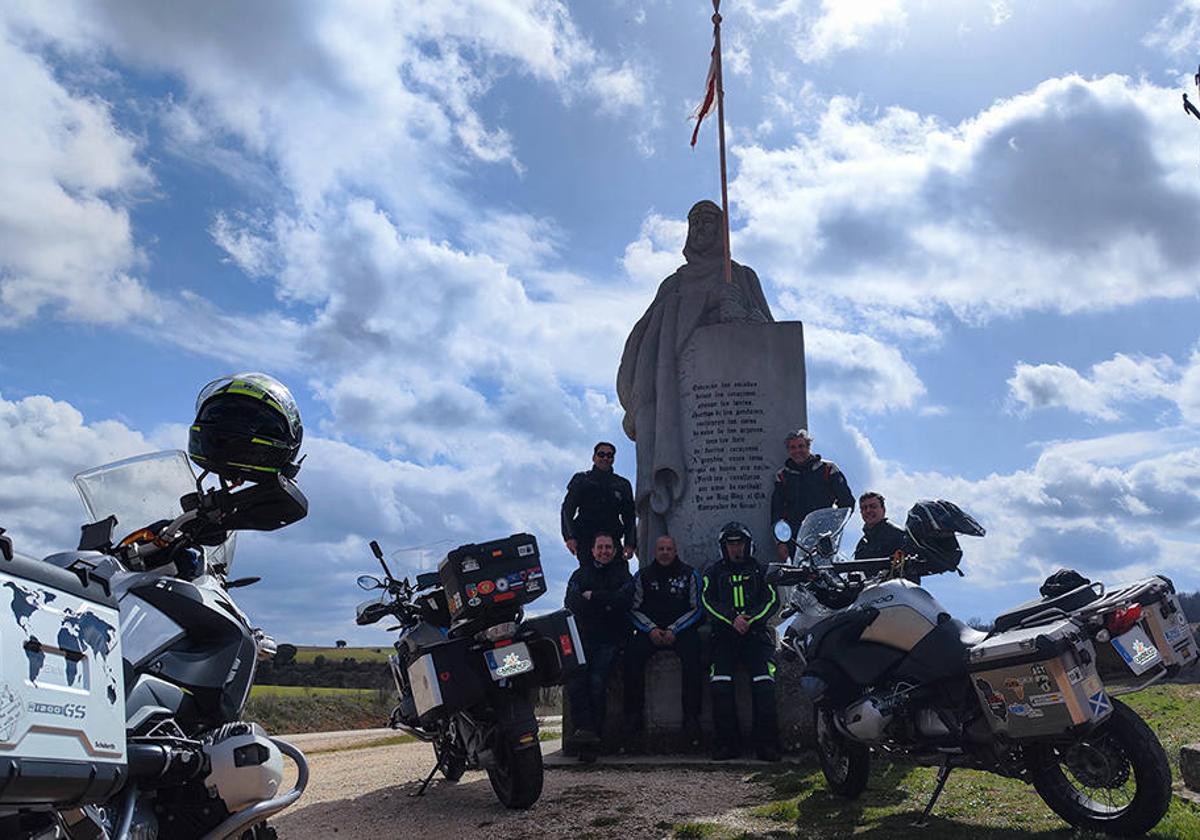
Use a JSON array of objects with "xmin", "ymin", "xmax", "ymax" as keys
[
  {"xmin": 816, "ymin": 706, "xmax": 870, "ymax": 799},
  {"xmin": 487, "ymin": 740, "xmax": 544, "ymax": 809},
  {"xmin": 1029, "ymin": 698, "xmax": 1171, "ymax": 837}
]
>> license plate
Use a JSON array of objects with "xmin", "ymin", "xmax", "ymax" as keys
[
  {"xmin": 484, "ymin": 642, "xmax": 534, "ymax": 681},
  {"xmin": 1112, "ymin": 625, "xmax": 1162, "ymax": 675}
]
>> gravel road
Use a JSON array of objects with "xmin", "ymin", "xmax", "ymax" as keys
[{"xmin": 271, "ymin": 737, "xmax": 776, "ymax": 839}]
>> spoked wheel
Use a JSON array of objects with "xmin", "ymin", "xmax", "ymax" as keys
[
  {"xmin": 1030, "ymin": 698, "xmax": 1171, "ymax": 837},
  {"xmin": 486, "ymin": 739, "xmax": 544, "ymax": 809},
  {"xmin": 815, "ymin": 705, "xmax": 870, "ymax": 798}
]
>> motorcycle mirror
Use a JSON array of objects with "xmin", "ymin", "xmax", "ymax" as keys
[
  {"xmin": 369, "ymin": 539, "xmax": 395, "ymax": 581},
  {"xmin": 415, "ymin": 571, "xmax": 440, "ymax": 589},
  {"xmin": 226, "ymin": 576, "xmax": 261, "ymax": 589},
  {"xmin": 357, "ymin": 574, "xmax": 385, "ymax": 591},
  {"xmin": 773, "ymin": 520, "xmax": 792, "ymax": 543}
]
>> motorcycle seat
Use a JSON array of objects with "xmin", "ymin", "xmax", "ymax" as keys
[{"xmin": 992, "ymin": 583, "xmax": 1101, "ymax": 633}]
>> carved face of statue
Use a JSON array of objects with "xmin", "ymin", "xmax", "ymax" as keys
[{"xmin": 686, "ymin": 209, "xmax": 721, "ymax": 258}]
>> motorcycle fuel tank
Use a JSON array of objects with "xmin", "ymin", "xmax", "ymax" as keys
[{"xmin": 854, "ymin": 580, "xmax": 947, "ymax": 653}]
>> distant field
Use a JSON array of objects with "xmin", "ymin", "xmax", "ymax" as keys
[
  {"xmin": 290, "ymin": 646, "xmax": 393, "ymax": 663},
  {"xmin": 250, "ymin": 685, "xmax": 380, "ymax": 699}
]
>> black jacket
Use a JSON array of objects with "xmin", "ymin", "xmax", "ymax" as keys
[
  {"xmin": 770, "ymin": 455, "xmax": 854, "ymax": 529},
  {"xmin": 560, "ymin": 467, "xmax": 636, "ymax": 548},
  {"xmin": 565, "ymin": 560, "xmax": 634, "ymax": 647},
  {"xmin": 701, "ymin": 555, "xmax": 778, "ymax": 639},
  {"xmin": 853, "ymin": 519, "xmax": 907, "ymax": 560},
  {"xmin": 628, "ymin": 558, "xmax": 703, "ymax": 635}
]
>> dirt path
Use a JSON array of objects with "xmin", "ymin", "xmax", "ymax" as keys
[{"xmin": 271, "ymin": 738, "xmax": 773, "ymax": 839}]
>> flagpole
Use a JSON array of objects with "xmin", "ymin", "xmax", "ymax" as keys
[{"xmin": 712, "ymin": 0, "xmax": 733, "ymax": 285}]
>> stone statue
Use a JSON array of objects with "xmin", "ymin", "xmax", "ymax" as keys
[{"xmin": 617, "ymin": 200, "xmax": 774, "ymax": 560}]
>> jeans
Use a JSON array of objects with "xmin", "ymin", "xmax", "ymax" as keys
[{"xmin": 566, "ymin": 641, "xmax": 621, "ymax": 735}]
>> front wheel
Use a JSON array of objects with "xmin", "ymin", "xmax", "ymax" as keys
[
  {"xmin": 1029, "ymin": 698, "xmax": 1171, "ymax": 837},
  {"xmin": 816, "ymin": 705, "xmax": 870, "ymax": 798}
]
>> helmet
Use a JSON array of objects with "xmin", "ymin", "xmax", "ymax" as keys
[
  {"xmin": 718, "ymin": 521, "xmax": 755, "ymax": 561},
  {"xmin": 905, "ymin": 500, "xmax": 985, "ymax": 572},
  {"xmin": 188, "ymin": 373, "xmax": 303, "ymax": 483}
]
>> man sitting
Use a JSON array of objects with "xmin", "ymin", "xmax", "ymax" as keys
[{"xmin": 623, "ymin": 535, "xmax": 704, "ymax": 744}]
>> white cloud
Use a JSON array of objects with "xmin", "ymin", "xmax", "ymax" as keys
[
  {"xmin": 745, "ymin": 0, "xmax": 908, "ymax": 64},
  {"xmin": 0, "ymin": 29, "xmax": 154, "ymax": 326},
  {"xmin": 587, "ymin": 61, "xmax": 649, "ymax": 114},
  {"xmin": 1008, "ymin": 351, "xmax": 1191, "ymax": 421},
  {"xmin": 1145, "ymin": 0, "xmax": 1200, "ymax": 58},
  {"xmin": 732, "ymin": 74, "xmax": 1200, "ymax": 330}
]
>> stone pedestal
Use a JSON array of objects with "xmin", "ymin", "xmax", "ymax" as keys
[
  {"xmin": 561, "ymin": 627, "xmax": 814, "ymax": 756},
  {"xmin": 667, "ymin": 321, "xmax": 806, "ymax": 566},
  {"xmin": 1181, "ymin": 744, "xmax": 1200, "ymax": 792}
]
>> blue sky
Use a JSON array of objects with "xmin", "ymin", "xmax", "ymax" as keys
[{"xmin": 4, "ymin": 1, "xmax": 1200, "ymax": 642}]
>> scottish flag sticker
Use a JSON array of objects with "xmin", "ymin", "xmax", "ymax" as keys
[{"xmin": 1089, "ymin": 690, "xmax": 1112, "ymax": 718}]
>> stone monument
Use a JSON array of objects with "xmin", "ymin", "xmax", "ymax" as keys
[
  {"xmin": 617, "ymin": 200, "xmax": 806, "ymax": 564},
  {"xmin": 605, "ymin": 200, "xmax": 812, "ymax": 752}
]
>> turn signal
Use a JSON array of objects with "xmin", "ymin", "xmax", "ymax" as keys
[{"xmin": 1106, "ymin": 604, "xmax": 1143, "ymax": 636}]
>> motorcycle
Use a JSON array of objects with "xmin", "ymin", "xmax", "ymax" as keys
[
  {"xmin": 770, "ymin": 505, "xmax": 1195, "ymax": 837},
  {"xmin": 354, "ymin": 534, "xmax": 583, "ymax": 810},
  {"xmin": 0, "ymin": 450, "xmax": 310, "ymax": 840}
]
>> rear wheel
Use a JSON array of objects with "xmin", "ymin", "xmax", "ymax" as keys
[
  {"xmin": 487, "ymin": 740, "xmax": 544, "ymax": 809},
  {"xmin": 816, "ymin": 705, "xmax": 870, "ymax": 798},
  {"xmin": 1029, "ymin": 698, "xmax": 1171, "ymax": 837}
]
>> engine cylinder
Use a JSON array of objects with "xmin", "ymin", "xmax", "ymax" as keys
[{"xmin": 842, "ymin": 696, "xmax": 891, "ymax": 742}]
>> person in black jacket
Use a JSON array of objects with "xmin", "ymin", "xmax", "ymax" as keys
[
  {"xmin": 771, "ymin": 429, "xmax": 854, "ymax": 561},
  {"xmin": 561, "ymin": 442, "xmax": 637, "ymax": 566},
  {"xmin": 623, "ymin": 535, "xmax": 704, "ymax": 740},
  {"xmin": 564, "ymin": 531, "xmax": 633, "ymax": 760},
  {"xmin": 702, "ymin": 522, "xmax": 780, "ymax": 762},
  {"xmin": 855, "ymin": 491, "xmax": 919, "ymax": 582}
]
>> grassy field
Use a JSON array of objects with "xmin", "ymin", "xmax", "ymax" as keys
[
  {"xmin": 246, "ymin": 685, "xmax": 394, "ymax": 733},
  {"xmin": 290, "ymin": 645, "xmax": 393, "ymax": 663},
  {"xmin": 670, "ymin": 684, "xmax": 1200, "ymax": 839}
]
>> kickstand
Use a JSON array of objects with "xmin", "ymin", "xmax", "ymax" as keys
[
  {"xmin": 913, "ymin": 763, "xmax": 952, "ymax": 827},
  {"xmin": 412, "ymin": 761, "xmax": 439, "ymax": 797}
]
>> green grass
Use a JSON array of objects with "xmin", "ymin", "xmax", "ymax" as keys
[
  {"xmin": 735, "ymin": 683, "xmax": 1200, "ymax": 839},
  {"xmin": 245, "ymin": 685, "xmax": 394, "ymax": 733},
  {"xmin": 673, "ymin": 823, "xmax": 721, "ymax": 839},
  {"xmin": 249, "ymin": 685, "xmax": 379, "ymax": 698},
  {"xmin": 290, "ymin": 645, "xmax": 393, "ymax": 663}
]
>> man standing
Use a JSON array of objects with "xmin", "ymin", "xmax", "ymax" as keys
[
  {"xmin": 702, "ymin": 522, "xmax": 780, "ymax": 762},
  {"xmin": 854, "ymin": 492, "xmax": 914, "ymax": 580},
  {"xmin": 771, "ymin": 429, "xmax": 854, "ymax": 561},
  {"xmin": 562, "ymin": 442, "xmax": 637, "ymax": 566},
  {"xmin": 623, "ymin": 535, "xmax": 704, "ymax": 743},
  {"xmin": 564, "ymin": 532, "xmax": 633, "ymax": 761}
]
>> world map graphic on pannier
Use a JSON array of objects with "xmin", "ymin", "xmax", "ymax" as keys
[{"xmin": 4, "ymin": 580, "xmax": 119, "ymax": 703}]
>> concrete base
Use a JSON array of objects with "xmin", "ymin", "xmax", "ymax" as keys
[{"xmin": 562, "ymin": 629, "xmax": 813, "ymax": 756}]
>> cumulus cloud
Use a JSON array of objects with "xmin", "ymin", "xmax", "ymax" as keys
[
  {"xmin": 1144, "ymin": 0, "xmax": 1200, "ymax": 58},
  {"xmin": 0, "ymin": 29, "xmax": 154, "ymax": 326},
  {"xmin": 732, "ymin": 74, "xmax": 1200, "ymax": 329},
  {"xmin": 1008, "ymin": 350, "xmax": 1196, "ymax": 421}
]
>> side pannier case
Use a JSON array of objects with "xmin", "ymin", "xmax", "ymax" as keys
[
  {"xmin": 0, "ymin": 542, "xmax": 127, "ymax": 807},
  {"xmin": 522, "ymin": 609, "xmax": 587, "ymax": 685},
  {"xmin": 406, "ymin": 637, "xmax": 487, "ymax": 725},
  {"xmin": 1091, "ymin": 576, "xmax": 1197, "ymax": 691},
  {"xmin": 967, "ymin": 619, "xmax": 1109, "ymax": 740}
]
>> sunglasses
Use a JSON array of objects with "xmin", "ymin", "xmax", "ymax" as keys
[{"xmin": 595, "ymin": 451, "xmax": 616, "ymax": 459}]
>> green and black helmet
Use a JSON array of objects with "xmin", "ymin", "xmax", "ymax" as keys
[{"xmin": 188, "ymin": 373, "xmax": 303, "ymax": 482}]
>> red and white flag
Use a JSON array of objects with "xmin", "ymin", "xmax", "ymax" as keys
[{"xmin": 690, "ymin": 42, "xmax": 718, "ymax": 147}]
